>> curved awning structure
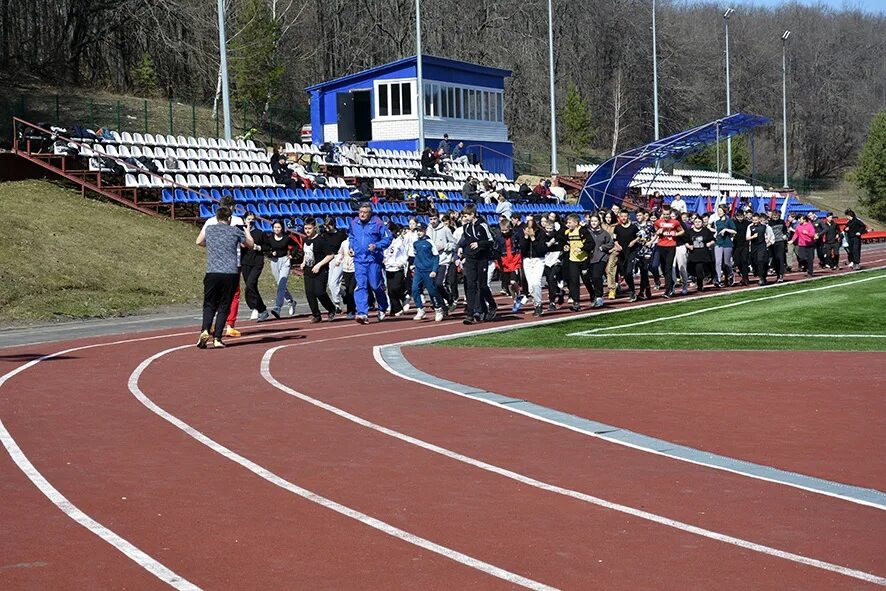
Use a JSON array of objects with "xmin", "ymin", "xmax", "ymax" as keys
[{"xmin": 579, "ymin": 113, "xmax": 771, "ymax": 210}]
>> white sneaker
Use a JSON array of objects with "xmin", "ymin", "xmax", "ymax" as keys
[
  {"xmin": 288, "ymin": 302, "xmax": 296, "ymax": 316},
  {"xmin": 413, "ymin": 308, "xmax": 426, "ymax": 321},
  {"xmin": 378, "ymin": 310, "xmax": 387, "ymax": 321},
  {"xmin": 434, "ymin": 308, "xmax": 444, "ymax": 322},
  {"xmin": 403, "ymin": 302, "xmax": 410, "ymax": 312},
  {"xmin": 249, "ymin": 309, "xmax": 259, "ymax": 320}
]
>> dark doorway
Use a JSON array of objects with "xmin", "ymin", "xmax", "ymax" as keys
[
  {"xmin": 336, "ymin": 92, "xmax": 355, "ymax": 142},
  {"xmin": 352, "ymin": 90, "xmax": 372, "ymax": 142},
  {"xmin": 336, "ymin": 90, "xmax": 372, "ymax": 143}
]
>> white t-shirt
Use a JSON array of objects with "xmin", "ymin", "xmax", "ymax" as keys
[{"xmin": 670, "ymin": 198, "xmax": 687, "ymax": 214}]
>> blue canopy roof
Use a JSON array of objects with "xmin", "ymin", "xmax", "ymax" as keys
[{"xmin": 579, "ymin": 113, "xmax": 771, "ymax": 210}]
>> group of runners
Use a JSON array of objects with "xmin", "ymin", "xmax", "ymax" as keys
[{"xmin": 195, "ymin": 198, "xmax": 869, "ymax": 348}]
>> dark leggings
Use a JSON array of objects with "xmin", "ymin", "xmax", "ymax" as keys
[
  {"xmin": 342, "ymin": 271, "xmax": 356, "ymax": 315},
  {"xmin": 590, "ymin": 260, "xmax": 606, "ymax": 299},
  {"xmin": 202, "ymin": 273, "xmax": 238, "ymax": 339},
  {"xmin": 618, "ymin": 251, "xmax": 636, "ymax": 293},
  {"xmin": 544, "ymin": 263, "xmax": 562, "ymax": 304},
  {"xmin": 305, "ymin": 268, "xmax": 335, "ymax": 318},
  {"xmin": 386, "ymin": 269, "xmax": 406, "ymax": 314},
  {"xmin": 241, "ymin": 263, "xmax": 266, "ymax": 313},
  {"xmin": 566, "ymin": 260, "xmax": 592, "ymax": 303},
  {"xmin": 658, "ymin": 246, "xmax": 676, "ymax": 293}
]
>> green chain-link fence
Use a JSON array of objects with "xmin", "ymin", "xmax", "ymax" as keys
[{"xmin": 0, "ymin": 91, "xmax": 310, "ymax": 149}]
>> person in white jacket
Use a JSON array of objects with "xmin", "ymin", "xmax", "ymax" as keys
[
  {"xmin": 383, "ymin": 223, "xmax": 410, "ymax": 315},
  {"xmin": 426, "ymin": 210, "xmax": 458, "ymax": 313},
  {"xmin": 336, "ymin": 237, "xmax": 356, "ymax": 319}
]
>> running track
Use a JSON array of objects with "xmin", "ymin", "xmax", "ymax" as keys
[{"xmin": 2, "ymin": 250, "xmax": 885, "ymax": 589}]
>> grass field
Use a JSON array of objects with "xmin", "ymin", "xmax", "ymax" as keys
[
  {"xmin": 0, "ymin": 180, "xmax": 299, "ymax": 324},
  {"xmin": 440, "ymin": 270, "xmax": 886, "ymax": 352}
]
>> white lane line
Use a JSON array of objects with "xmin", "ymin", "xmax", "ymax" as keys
[
  {"xmin": 0, "ymin": 339, "xmax": 202, "ymax": 590},
  {"xmin": 0, "ymin": 320, "xmax": 374, "ymax": 589},
  {"xmin": 372, "ymin": 266, "xmax": 886, "ymax": 509},
  {"xmin": 374, "ymin": 345, "xmax": 886, "ymax": 510},
  {"xmin": 568, "ymin": 272, "xmax": 886, "ymax": 336},
  {"xmin": 577, "ymin": 332, "xmax": 886, "ymax": 338},
  {"xmin": 129, "ymin": 341, "xmax": 555, "ymax": 591},
  {"xmin": 261, "ymin": 346, "xmax": 886, "ymax": 585}
]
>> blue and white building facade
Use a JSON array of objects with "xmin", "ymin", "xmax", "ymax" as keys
[{"xmin": 306, "ymin": 55, "xmax": 514, "ymax": 177}]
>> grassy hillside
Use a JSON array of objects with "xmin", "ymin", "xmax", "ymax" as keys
[{"xmin": 0, "ymin": 180, "xmax": 295, "ymax": 324}]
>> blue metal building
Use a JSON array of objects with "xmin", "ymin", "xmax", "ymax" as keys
[{"xmin": 306, "ymin": 55, "xmax": 514, "ymax": 178}]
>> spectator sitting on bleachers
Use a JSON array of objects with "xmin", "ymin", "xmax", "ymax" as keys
[
  {"xmin": 518, "ymin": 182, "xmax": 533, "ymax": 201},
  {"xmin": 450, "ymin": 141, "xmax": 468, "ymax": 163},
  {"xmin": 438, "ymin": 134, "xmax": 451, "ymax": 156},
  {"xmin": 495, "ymin": 193, "xmax": 513, "ymax": 220},
  {"xmin": 533, "ymin": 179, "xmax": 551, "ymax": 200},
  {"xmin": 462, "ymin": 177, "xmax": 480, "ymax": 203},
  {"xmin": 481, "ymin": 180, "xmax": 498, "ymax": 204},
  {"xmin": 420, "ymin": 147, "xmax": 438, "ymax": 177}
]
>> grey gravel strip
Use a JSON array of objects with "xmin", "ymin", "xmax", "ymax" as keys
[{"xmin": 378, "ymin": 344, "xmax": 886, "ymax": 510}]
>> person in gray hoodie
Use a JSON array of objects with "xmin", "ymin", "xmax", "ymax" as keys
[
  {"xmin": 586, "ymin": 214, "xmax": 615, "ymax": 308},
  {"xmin": 426, "ymin": 209, "xmax": 458, "ymax": 313}
]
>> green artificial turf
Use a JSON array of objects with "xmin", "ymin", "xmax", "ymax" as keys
[{"xmin": 439, "ymin": 270, "xmax": 886, "ymax": 352}]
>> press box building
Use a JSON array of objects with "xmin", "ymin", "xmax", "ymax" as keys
[{"xmin": 306, "ymin": 55, "xmax": 514, "ymax": 177}]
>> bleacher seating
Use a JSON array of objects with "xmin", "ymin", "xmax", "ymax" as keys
[{"xmin": 575, "ymin": 163, "xmax": 831, "ymax": 217}]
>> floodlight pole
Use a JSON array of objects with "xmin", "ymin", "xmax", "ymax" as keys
[
  {"xmin": 547, "ymin": 0, "xmax": 558, "ymax": 175},
  {"xmin": 415, "ymin": 0, "xmax": 425, "ymax": 151},
  {"xmin": 724, "ymin": 8, "xmax": 734, "ymax": 175},
  {"xmin": 217, "ymin": 0, "xmax": 232, "ymax": 140},
  {"xmin": 652, "ymin": 0, "xmax": 660, "ymax": 142},
  {"xmin": 781, "ymin": 30, "xmax": 790, "ymax": 188}
]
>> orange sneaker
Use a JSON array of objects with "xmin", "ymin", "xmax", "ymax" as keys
[{"xmin": 224, "ymin": 326, "xmax": 241, "ymax": 338}]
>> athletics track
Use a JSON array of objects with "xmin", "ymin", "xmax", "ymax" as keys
[{"xmin": 1, "ymin": 246, "xmax": 885, "ymax": 590}]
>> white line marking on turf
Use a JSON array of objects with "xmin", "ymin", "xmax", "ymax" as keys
[
  {"xmin": 372, "ymin": 267, "xmax": 886, "ymax": 510},
  {"xmin": 259, "ymin": 346, "xmax": 886, "ymax": 585},
  {"xmin": 568, "ymin": 272, "xmax": 886, "ymax": 336},
  {"xmin": 577, "ymin": 332, "xmax": 886, "ymax": 338},
  {"xmin": 129, "ymin": 341, "xmax": 555, "ymax": 591}
]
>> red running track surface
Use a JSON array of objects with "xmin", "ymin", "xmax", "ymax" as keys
[{"xmin": 1, "ymin": 260, "xmax": 885, "ymax": 589}]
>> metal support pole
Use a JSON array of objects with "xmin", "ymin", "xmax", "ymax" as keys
[
  {"xmin": 415, "ymin": 0, "xmax": 424, "ymax": 152},
  {"xmin": 547, "ymin": 0, "xmax": 558, "ymax": 175},
  {"xmin": 724, "ymin": 9, "xmax": 733, "ymax": 175},
  {"xmin": 652, "ymin": 0, "xmax": 660, "ymax": 141},
  {"xmin": 782, "ymin": 32, "xmax": 790, "ymax": 188},
  {"xmin": 217, "ymin": 0, "xmax": 233, "ymax": 141}
]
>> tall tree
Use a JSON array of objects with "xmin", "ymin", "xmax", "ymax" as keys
[
  {"xmin": 561, "ymin": 81, "xmax": 594, "ymax": 153},
  {"xmin": 855, "ymin": 111, "xmax": 886, "ymax": 222}
]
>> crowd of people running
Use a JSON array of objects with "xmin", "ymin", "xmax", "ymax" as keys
[{"xmin": 194, "ymin": 195, "xmax": 869, "ymax": 348}]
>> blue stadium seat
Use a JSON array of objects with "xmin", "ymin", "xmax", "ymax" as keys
[
  {"xmin": 198, "ymin": 204, "xmax": 213, "ymax": 218},
  {"xmin": 254, "ymin": 188, "xmax": 267, "ymax": 201},
  {"xmin": 295, "ymin": 188, "xmax": 307, "ymax": 201},
  {"xmin": 210, "ymin": 188, "xmax": 223, "ymax": 201},
  {"xmin": 257, "ymin": 202, "xmax": 270, "ymax": 216},
  {"xmin": 268, "ymin": 202, "xmax": 281, "ymax": 216},
  {"xmin": 285, "ymin": 188, "xmax": 297, "ymax": 200},
  {"xmin": 244, "ymin": 188, "xmax": 256, "ymax": 202},
  {"xmin": 233, "ymin": 188, "xmax": 245, "ymax": 201},
  {"xmin": 161, "ymin": 189, "xmax": 174, "ymax": 203},
  {"xmin": 278, "ymin": 203, "xmax": 292, "ymax": 216}
]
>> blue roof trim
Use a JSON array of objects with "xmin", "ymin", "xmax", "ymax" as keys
[
  {"xmin": 305, "ymin": 55, "xmax": 512, "ymax": 92},
  {"xmin": 579, "ymin": 113, "xmax": 771, "ymax": 210}
]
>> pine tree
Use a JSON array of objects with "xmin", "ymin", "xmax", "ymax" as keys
[
  {"xmin": 561, "ymin": 81, "xmax": 594, "ymax": 153},
  {"xmin": 131, "ymin": 53, "xmax": 159, "ymax": 96},
  {"xmin": 855, "ymin": 111, "xmax": 886, "ymax": 222},
  {"xmin": 229, "ymin": 0, "xmax": 283, "ymax": 115}
]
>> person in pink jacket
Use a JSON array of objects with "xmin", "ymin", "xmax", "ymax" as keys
[{"xmin": 792, "ymin": 215, "xmax": 817, "ymax": 276}]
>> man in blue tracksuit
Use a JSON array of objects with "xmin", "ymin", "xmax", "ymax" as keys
[
  {"xmin": 411, "ymin": 223, "xmax": 444, "ymax": 321},
  {"xmin": 348, "ymin": 203, "xmax": 393, "ymax": 324}
]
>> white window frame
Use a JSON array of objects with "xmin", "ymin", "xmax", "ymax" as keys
[
  {"xmin": 420, "ymin": 80, "xmax": 504, "ymax": 123},
  {"xmin": 373, "ymin": 78, "xmax": 416, "ymax": 121}
]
